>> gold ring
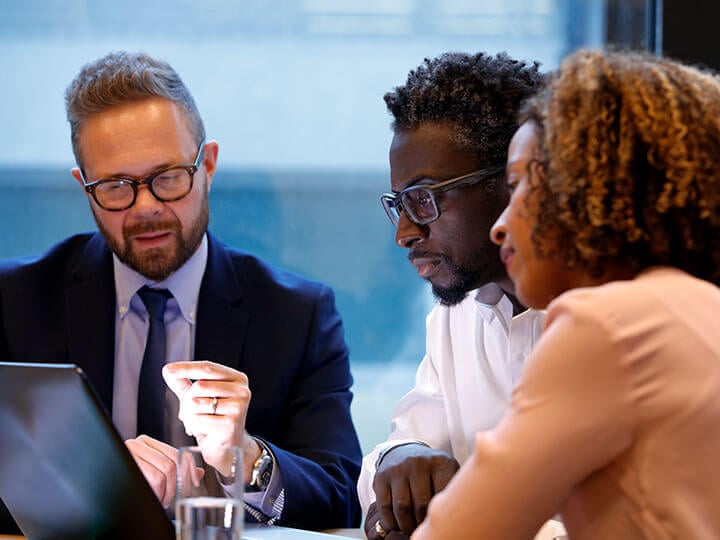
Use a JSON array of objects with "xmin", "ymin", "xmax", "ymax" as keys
[
  {"xmin": 211, "ymin": 396, "xmax": 219, "ymax": 415},
  {"xmin": 375, "ymin": 520, "xmax": 388, "ymax": 538}
]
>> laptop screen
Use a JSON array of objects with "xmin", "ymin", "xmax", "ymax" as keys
[{"xmin": 0, "ymin": 362, "xmax": 174, "ymax": 540}]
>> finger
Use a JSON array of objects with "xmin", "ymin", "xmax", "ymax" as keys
[
  {"xmin": 164, "ymin": 361, "xmax": 248, "ymax": 383},
  {"xmin": 407, "ymin": 472, "xmax": 433, "ymax": 526},
  {"xmin": 126, "ymin": 437, "xmax": 178, "ymax": 507},
  {"xmin": 367, "ymin": 498, "xmax": 410, "ymax": 539},
  {"xmin": 181, "ymin": 384, "xmax": 251, "ymax": 438},
  {"xmin": 162, "ymin": 364, "xmax": 193, "ymax": 399},
  {"xmin": 430, "ymin": 459, "xmax": 459, "ymax": 494},
  {"xmin": 191, "ymin": 390, "xmax": 251, "ymax": 416},
  {"xmin": 183, "ymin": 409, "xmax": 238, "ymax": 439},
  {"xmin": 181, "ymin": 393, "xmax": 250, "ymax": 430},
  {"xmin": 136, "ymin": 434, "xmax": 180, "ymax": 462},
  {"xmin": 390, "ymin": 477, "xmax": 417, "ymax": 534},
  {"xmin": 177, "ymin": 449, "xmax": 207, "ymax": 488},
  {"xmin": 185, "ymin": 380, "xmax": 251, "ymax": 405},
  {"xmin": 375, "ymin": 482, "xmax": 400, "ymax": 533},
  {"xmin": 363, "ymin": 503, "xmax": 379, "ymax": 539},
  {"xmin": 175, "ymin": 373, "xmax": 250, "ymax": 428}
]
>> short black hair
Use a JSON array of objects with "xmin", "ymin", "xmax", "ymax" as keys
[{"xmin": 385, "ymin": 51, "xmax": 544, "ymax": 167}]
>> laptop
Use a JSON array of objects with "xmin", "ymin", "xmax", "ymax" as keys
[{"xmin": 0, "ymin": 362, "xmax": 174, "ymax": 540}]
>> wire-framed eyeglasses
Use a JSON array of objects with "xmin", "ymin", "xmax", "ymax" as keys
[
  {"xmin": 380, "ymin": 165, "xmax": 505, "ymax": 227},
  {"xmin": 79, "ymin": 141, "xmax": 206, "ymax": 211}
]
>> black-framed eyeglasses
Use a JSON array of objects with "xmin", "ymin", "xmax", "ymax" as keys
[
  {"xmin": 380, "ymin": 165, "xmax": 505, "ymax": 227},
  {"xmin": 79, "ymin": 141, "xmax": 206, "ymax": 211}
]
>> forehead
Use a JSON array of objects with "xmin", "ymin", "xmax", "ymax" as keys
[
  {"xmin": 389, "ymin": 123, "xmax": 480, "ymax": 189},
  {"xmin": 507, "ymin": 121, "xmax": 540, "ymax": 164},
  {"xmin": 78, "ymin": 98, "xmax": 195, "ymax": 176}
]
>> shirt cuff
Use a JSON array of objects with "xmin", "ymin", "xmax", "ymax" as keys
[
  {"xmin": 243, "ymin": 441, "xmax": 284, "ymax": 520},
  {"xmin": 375, "ymin": 439, "xmax": 430, "ymax": 468}
]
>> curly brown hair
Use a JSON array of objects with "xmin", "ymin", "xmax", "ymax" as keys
[{"xmin": 521, "ymin": 49, "xmax": 720, "ymax": 284}]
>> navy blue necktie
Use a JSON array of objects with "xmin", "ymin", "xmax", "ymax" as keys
[{"xmin": 137, "ymin": 286, "xmax": 172, "ymax": 441}]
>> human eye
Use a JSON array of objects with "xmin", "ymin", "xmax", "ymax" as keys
[
  {"xmin": 416, "ymin": 188, "xmax": 433, "ymax": 207},
  {"xmin": 95, "ymin": 179, "xmax": 132, "ymax": 201},
  {"xmin": 97, "ymin": 179, "xmax": 130, "ymax": 192},
  {"xmin": 105, "ymin": 180, "xmax": 126, "ymax": 191},
  {"xmin": 506, "ymin": 176, "xmax": 519, "ymax": 193},
  {"xmin": 154, "ymin": 168, "xmax": 185, "ymax": 183}
]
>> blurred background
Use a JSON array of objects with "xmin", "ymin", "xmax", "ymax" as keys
[{"xmin": 0, "ymin": 0, "xmax": 687, "ymax": 452}]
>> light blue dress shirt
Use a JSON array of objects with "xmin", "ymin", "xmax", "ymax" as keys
[
  {"xmin": 109, "ymin": 234, "xmax": 282, "ymax": 520},
  {"xmin": 112, "ymin": 235, "xmax": 207, "ymax": 439}
]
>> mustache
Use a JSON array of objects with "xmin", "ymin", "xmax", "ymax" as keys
[{"xmin": 124, "ymin": 220, "xmax": 180, "ymax": 237}]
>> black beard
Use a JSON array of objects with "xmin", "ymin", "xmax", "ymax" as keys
[
  {"xmin": 432, "ymin": 277, "xmax": 474, "ymax": 306},
  {"xmin": 422, "ymin": 248, "xmax": 506, "ymax": 307}
]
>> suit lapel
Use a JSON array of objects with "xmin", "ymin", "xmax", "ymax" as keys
[
  {"xmin": 65, "ymin": 233, "xmax": 117, "ymax": 413},
  {"xmin": 194, "ymin": 234, "xmax": 249, "ymax": 370}
]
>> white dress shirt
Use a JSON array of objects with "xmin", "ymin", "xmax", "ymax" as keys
[{"xmin": 357, "ymin": 282, "xmax": 545, "ymax": 512}]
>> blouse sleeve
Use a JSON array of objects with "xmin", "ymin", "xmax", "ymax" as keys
[{"xmin": 412, "ymin": 294, "xmax": 636, "ymax": 539}]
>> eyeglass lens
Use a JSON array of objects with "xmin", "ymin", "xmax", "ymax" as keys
[
  {"xmin": 95, "ymin": 167, "xmax": 193, "ymax": 210},
  {"xmin": 401, "ymin": 187, "xmax": 437, "ymax": 224}
]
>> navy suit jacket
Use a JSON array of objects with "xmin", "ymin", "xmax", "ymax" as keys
[{"xmin": 0, "ymin": 232, "xmax": 362, "ymax": 532}]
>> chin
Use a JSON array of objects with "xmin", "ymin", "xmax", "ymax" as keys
[
  {"xmin": 431, "ymin": 284, "xmax": 470, "ymax": 306},
  {"xmin": 517, "ymin": 291, "xmax": 549, "ymax": 310}
]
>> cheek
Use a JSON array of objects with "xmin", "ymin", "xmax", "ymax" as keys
[
  {"xmin": 521, "ymin": 260, "xmax": 565, "ymax": 309},
  {"xmin": 505, "ymin": 200, "xmax": 531, "ymax": 247},
  {"xmin": 97, "ymin": 210, "xmax": 126, "ymax": 235}
]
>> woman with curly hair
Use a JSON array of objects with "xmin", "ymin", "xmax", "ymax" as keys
[{"xmin": 412, "ymin": 49, "xmax": 720, "ymax": 539}]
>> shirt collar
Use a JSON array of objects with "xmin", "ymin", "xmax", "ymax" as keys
[
  {"xmin": 473, "ymin": 282, "xmax": 505, "ymax": 307},
  {"xmin": 113, "ymin": 234, "xmax": 208, "ymax": 325},
  {"xmin": 472, "ymin": 282, "xmax": 515, "ymax": 333}
]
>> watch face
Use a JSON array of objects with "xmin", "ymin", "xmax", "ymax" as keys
[
  {"xmin": 247, "ymin": 449, "xmax": 273, "ymax": 492},
  {"xmin": 257, "ymin": 455, "xmax": 273, "ymax": 486}
]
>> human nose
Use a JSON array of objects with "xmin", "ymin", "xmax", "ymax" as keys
[
  {"xmin": 395, "ymin": 212, "xmax": 426, "ymax": 248},
  {"xmin": 132, "ymin": 184, "xmax": 164, "ymax": 213},
  {"xmin": 490, "ymin": 206, "xmax": 508, "ymax": 245}
]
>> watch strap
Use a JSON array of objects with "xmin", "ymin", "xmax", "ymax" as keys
[{"xmin": 246, "ymin": 439, "xmax": 274, "ymax": 493}]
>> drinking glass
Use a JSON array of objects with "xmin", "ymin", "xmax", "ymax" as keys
[{"xmin": 176, "ymin": 445, "xmax": 244, "ymax": 540}]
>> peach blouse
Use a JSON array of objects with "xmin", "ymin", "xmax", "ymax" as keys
[{"xmin": 412, "ymin": 267, "xmax": 720, "ymax": 539}]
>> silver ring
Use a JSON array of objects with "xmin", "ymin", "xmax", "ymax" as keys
[
  {"xmin": 211, "ymin": 396, "xmax": 219, "ymax": 415},
  {"xmin": 375, "ymin": 520, "xmax": 388, "ymax": 538}
]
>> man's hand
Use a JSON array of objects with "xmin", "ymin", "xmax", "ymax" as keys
[
  {"xmin": 125, "ymin": 435, "xmax": 178, "ymax": 507},
  {"xmin": 364, "ymin": 502, "xmax": 409, "ymax": 540},
  {"xmin": 372, "ymin": 444, "xmax": 459, "ymax": 536},
  {"xmin": 163, "ymin": 361, "xmax": 260, "ymax": 481}
]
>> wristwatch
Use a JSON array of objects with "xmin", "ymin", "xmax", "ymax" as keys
[{"xmin": 246, "ymin": 441, "xmax": 274, "ymax": 493}]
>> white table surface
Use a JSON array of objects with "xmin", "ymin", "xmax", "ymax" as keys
[{"xmin": 244, "ymin": 524, "xmax": 362, "ymax": 539}]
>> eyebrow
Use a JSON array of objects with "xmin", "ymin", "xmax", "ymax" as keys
[
  {"xmin": 100, "ymin": 160, "xmax": 179, "ymax": 180},
  {"xmin": 392, "ymin": 173, "xmax": 448, "ymax": 194}
]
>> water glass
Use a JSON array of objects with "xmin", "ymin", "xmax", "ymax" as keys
[{"xmin": 176, "ymin": 445, "xmax": 244, "ymax": 540}]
